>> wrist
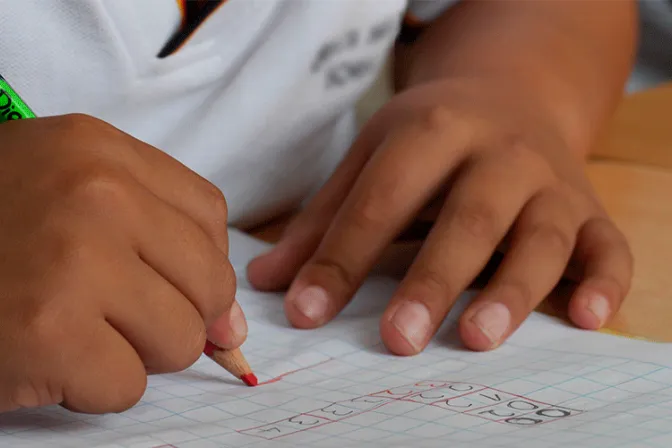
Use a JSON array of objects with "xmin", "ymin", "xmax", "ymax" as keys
[
  {"xmin": 395, "ymin": 2, "xmax": 635, "ymax": 159},
  {"xmin": 481, "ymin": 70, "xmax": 600, "ymax": 159}
]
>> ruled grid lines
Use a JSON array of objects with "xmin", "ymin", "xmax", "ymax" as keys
[
  {"xmin": 2, "ymin": 330, "xmax": 672, "ymax": 448},
  {"xmin": 239, "ymin": 380, "xmax": 584, "ymax": 441},
  {"xmin": 1, "ymin": 247, "xmax": 671, "ymax": 448}
]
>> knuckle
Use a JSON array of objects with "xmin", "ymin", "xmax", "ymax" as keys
[
  {"xmin": 22, "ymin": 299, "xmax": 66, "ymax": 350},
  {"xmin": 57, "ymin": 113, "xmax": 106, "ymax": 131},
  {"xmin": 501, "ymin": 137, "xmax": 554, "ymax": 178},
  {"xmin": 57, "ymin": 168, "xmax": 132, "ymax": 211},
  {"xmin": 204, "ymin": 183, "xmax": 229, "ymax": 223},
  {"xmin": 586, "ymin": 217, "xmax": 633, "ymax": 258},
  {"xmin": 497, "ymin": 280, "xmax": 534, "ymax": 308},
  {"xmin": 502, "ymin": 137, "xmax": 535, "ymax": 159},
  {"xmin": 309, "ymin": 257, "xmax": 359, "ymax": 292},
  {"xmin": 417, "ymin": 105, "xmax": 457, "ymax": 134},
  {"xmin": 411, "ymin": 265, "xmax": 456, "ymax": 297},
  {"xmin": 54, "ymin": 113, "xmax": 119, "ymax": 144},
  {"xmin": 10, "ymin": 382, "xmax": 60, "ymax": 410},
  {"xmin": 285, "ymin": 212, "xmax": 325, "ymax": 245},
  {"xmin": 198, "ymin": 182, "xmax": 229, "ymax": 242},
  {"xmin": 46, "ymin": 237, "xmax": 97, "ymax": 287},
  {"xmin": 349, "ymin": 186, "xmax": 396, "ymax": 232},
  {"xmin": 452, "ymin": 202, "xmax": 499, "ymax": 244},
  {"xmin": 527, "ymin": 222, "xmax": 574, "ymax": 255},
  {"xmin": 602, "ymin": 218, "xmax": 632, "ymax": 252},
  {"xmin": 53, "ymin": 115, "xmax": 140, "ymax": 165},
  {"xmin": 9, "ymin": 385, "xmax": 39, "ymax": 410}
]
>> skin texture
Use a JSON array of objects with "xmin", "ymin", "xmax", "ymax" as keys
[
  {"xmin": 247, "ymin": 1, "xmax": 637, "ymax": 355},
  {"xmin": 0, "ymin": 115, "xmax": 246, "ymax": 413}
]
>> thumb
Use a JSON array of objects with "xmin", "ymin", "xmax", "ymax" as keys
[{"xmin": 206, "ymin": 300, "xmax": 248, "ymax": 349}]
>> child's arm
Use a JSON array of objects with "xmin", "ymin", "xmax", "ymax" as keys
[{"xmin": 395, "ymin": 0, "xmax": 638, "ymax": 155}]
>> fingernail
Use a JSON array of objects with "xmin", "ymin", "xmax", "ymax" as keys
[
  {"xmin": 471, "ymin": 303, "xmax": 510, "ymax": 347},
  {"xmin": 229, "ymin": 301, "xmax": 248, "ymax": 341},
  {"xmin": 391, "ymin": 302, "xmax": 431, "ymax": 352},
  {"xmin": 587, "ymin": 294, "xmax": 610, "ymax": 327},
  {"xmin": 292, "ymin": 286, "xmax": 330, "ymax": 323}
]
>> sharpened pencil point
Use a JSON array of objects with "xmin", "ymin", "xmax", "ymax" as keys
[
  {"xmin": 241, "ymin": 373, "xmax": 258, "ymax": 387},
  {"xmin": 203, "ymin": 341, "xmax": 255, "ymax": 386}
]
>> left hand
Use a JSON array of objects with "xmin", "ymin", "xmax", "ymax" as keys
[{"xmin": 247, "ymin": 78, "xmax": 633, "ymax": 355}]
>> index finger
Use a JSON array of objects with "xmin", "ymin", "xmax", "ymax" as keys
[{"xmin": 284, "ymin": 119, "xmax": 471, "ymax": 328}]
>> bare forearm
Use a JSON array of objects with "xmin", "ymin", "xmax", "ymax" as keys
[{"xmin": 395, "ymin": 0, "xmax": 638, "ymax": 155}]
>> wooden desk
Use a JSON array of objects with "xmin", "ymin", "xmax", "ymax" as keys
[
  {"xmin": 586, "ymin": 82, "xmax": 672, "ymax": 341},
  {"xmin": 250, "ymin": 82, "xmax": 672, "ymax": 343},
  {"xmin": 582, "ymin": 161, "xmax": 672, "ymax": 342},
  {"xmin": 594, "ymin": 83, "xmax": 672, "ymax": 170}
]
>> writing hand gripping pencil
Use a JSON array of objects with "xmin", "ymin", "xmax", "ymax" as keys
[{"xmin": 0, "ymin": 75, "xmax": 252, "ymax": 414}]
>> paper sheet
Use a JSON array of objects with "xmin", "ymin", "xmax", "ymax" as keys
[{"xmin": 1, "ymin": 229, "xmax": 671, "ymax": 448}]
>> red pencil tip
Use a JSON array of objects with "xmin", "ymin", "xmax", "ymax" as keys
[
  {"xmin": 203, "ymin": 340, "xmax": 218, "ymax": 357},
  {"xmin": 241, "ymin": 373, "xmax": 258, "ymax": 387}
]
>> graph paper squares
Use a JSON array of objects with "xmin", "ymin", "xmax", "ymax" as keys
[
  {"xmin": 239, "ymin": 380, "xmax": 583, "ymax": 441},
  {"xmin": 1, "ymin": 253, "xmax": 672, "ymax": 448},
  {"xmin": 2, "ymin": 333, "xmax": 672, "ymax": 448},
  {"xmin": 2, "ymin": 340, "xmax": 672, "ymax": 448}
]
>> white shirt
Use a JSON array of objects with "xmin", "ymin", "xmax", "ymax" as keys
[
  {"xmin": 1, "ymin": 0, "xmax": 665, "ymax": 225},
  {"xmin": 0, "ymin": 0, "xmax": 454, "ymax": 227}
]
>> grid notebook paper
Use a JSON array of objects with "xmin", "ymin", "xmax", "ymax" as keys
[{"xmin": 1, "ymin": 229, "xmax": 671, "ymax": 448}]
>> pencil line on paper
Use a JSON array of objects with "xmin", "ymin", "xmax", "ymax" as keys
[{"xmin": 258, "ymin": 358, "xmax": 334, "ymax": 386}]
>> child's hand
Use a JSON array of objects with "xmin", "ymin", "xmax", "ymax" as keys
[
  {"xmin": 248, "ymin": 79, "xmax": 633, "ymax": 355},
  {"xmin": 0, "ymin": 115, "xmax": 243, "ymax": 413}
]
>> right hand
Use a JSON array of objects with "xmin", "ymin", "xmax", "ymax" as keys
[{"xmin": 0, "ymin": 114, "xmax": 245, "ymax": 414}]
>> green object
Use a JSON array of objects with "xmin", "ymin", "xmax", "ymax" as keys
[{"xmin": 0, "ymin": 74, "xmax": 36, "ymax": 123}]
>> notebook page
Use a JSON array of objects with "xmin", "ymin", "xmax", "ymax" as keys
[{"xmin": 1, "ymin": 229, "xmax": 671, "ymax": 448}]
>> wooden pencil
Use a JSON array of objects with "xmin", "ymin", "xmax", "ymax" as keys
[{"xmin": 203, "ymin": 340, "xmax": 258, "ymax": 386}]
